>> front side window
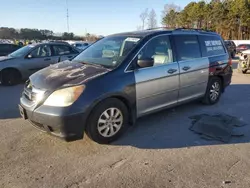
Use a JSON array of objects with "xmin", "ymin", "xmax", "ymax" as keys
[
  {"xmin": 199, "ymin": 35, "xmax": 226, "ymax": 57},
  {"xmin": 72, "ymin": 36, "xmax": 141, "ymax": 68},
  {"xmin": 136, "ymin": 35, "xmax": 173, "ymax": 67},
  {"xmin": 30, "ymin": 45, "xmax": 52, "ymax": 58},
  {"xmin": 75, "ymin": 44, "xmax": 82, "ymax": 47},
  {"xmin": 174, "ymin": 35, "xmax": 201, "ymax": 61}
]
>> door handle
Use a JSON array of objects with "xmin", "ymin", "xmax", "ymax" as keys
[
  {"xmin": 167, "ymin": 69, "xmax": 177, "ymax": 74},
  {"xmin": 44, "ymin": 58, "xmax": 51, "ymax": 61},
  {"xmin": 182, "ymin": 66, "xmax": 191, "ymax": 71},
  {"xmin": 67, "ymin": 55, "xmax": 73, "ymax": 58}
]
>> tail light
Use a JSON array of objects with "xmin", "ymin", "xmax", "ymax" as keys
[{"xmin": 228, "ymin": 58, "xmax": 232, "ymax": 66}]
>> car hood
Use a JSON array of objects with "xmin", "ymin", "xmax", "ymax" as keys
[
  {"xmin": 29, "ymin": 60, "xmax": 111, "ymax": 91},
  {"xmin": 0, "ymin": 56, "xmax": 14, "ymax": 62}
]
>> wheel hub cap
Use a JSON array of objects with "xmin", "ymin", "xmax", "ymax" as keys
[
  {"xmin": 97, "ymin": 108, "xmax": 123, "ymax": 138},
  {"xmin": 210, "ymin": 82, "xmax": 220, "ymax": 101}
]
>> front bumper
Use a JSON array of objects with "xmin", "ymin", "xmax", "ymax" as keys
[{"xmin": 19, "ymin": 98, "xmax": 88, "ymax": 142}]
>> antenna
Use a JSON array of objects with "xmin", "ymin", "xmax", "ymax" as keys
[{"xmin": 66, "ymin": 0, "xmax": 69, "ymax": 33}]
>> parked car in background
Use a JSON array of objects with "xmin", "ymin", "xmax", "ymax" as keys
[
  {"xmin": 0, "ymin": 43, "xmax": 21, "ymax": 56},
  {"xmin": 0, "ymin": 42, "xmax": 79, "ymax": 85},
  {"xmin": 238, "ymin": 50, "xmax": 250, "ymax": 74},
  {"xmin": 236, "ymin": 44, "xmax": 250, "ymax": 54},
  {"xmin": 19, "ymin": 28, "xmax": 232, "ymax": 144},
  {"xmin": 71, "ymin": 42, "xmax": 92, "ymax": 51},
  {"xmin": 224, "ymin": 40, "xmax": 236, "ymax": 58}
]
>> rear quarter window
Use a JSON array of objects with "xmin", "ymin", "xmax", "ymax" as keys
[
  {"xmin": 174, "ymin": 35, "xmax": 202, "ymax": 61},
  {"xmin": 199, "ymin": 35, "xmax": 226, "ymax": 57}
]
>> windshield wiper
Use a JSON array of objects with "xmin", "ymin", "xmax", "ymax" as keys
[{"xmin": 78, "ymin": 61, "xmax": 111, "ymax": 69}]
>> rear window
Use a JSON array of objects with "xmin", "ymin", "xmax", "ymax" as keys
[
  {"xmin": 230, "ymin": 41, "xmax": 236, "ymax": 46},
  {"xmin": 199, "ymin": 35, "xmax": 226, "ymax": 56}
]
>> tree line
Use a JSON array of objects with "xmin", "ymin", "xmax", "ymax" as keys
[
  {"xmin": 161, "ymin": 0, "xmax": 250, "ymax": 40},
  {"xmin": 0, "ymin": 27, "xmax": 99, "ymax": 41}
]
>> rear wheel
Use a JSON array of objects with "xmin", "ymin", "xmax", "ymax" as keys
[
  {"xmin": 231, "ymin": 51, "xmax": 236, "ymax": 58},
  {"xmin": 1, "ymin": 69, "xmax": 21, "ymax": 86},
  {"xmin": 242, "ymin": 70, "xmax": 247, "ymax": 74},
  {"xmin": 202, "ymin": 77, "xmax": 222, "ymax": 105},
  {"xmin": 85, "ymin": 98, "xmax": 129, "ymax": 144}
]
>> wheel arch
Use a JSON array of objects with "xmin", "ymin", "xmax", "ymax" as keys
[
  {"xmin": 0, "ymin": 67, "xmax": 22, "ymax": 82},
  {"xmin": 85, "ymin": 94, "xmax": 136, "ymax": 131}
]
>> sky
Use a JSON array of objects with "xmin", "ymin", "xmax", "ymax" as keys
[{"xmin": 1, "ymin": 0, "xmax": 192, "ymax": 36}]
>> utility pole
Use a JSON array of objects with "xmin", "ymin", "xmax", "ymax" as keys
[{"xmin": 66, "ymin": 0, "xmax": 69, "ymax": 33}]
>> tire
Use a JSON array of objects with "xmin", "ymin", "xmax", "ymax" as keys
[
  {"xmin": 202, "ymin": 77, "xmax": 222, "ymax": 105},
  {"xmin": 242, "ymin": 70, "xmax": 247, "ymax": 74},
  {"xmin": 85, "ymin": 98, "xmax": 129, "ymax": 144},
  {"xmin": 231, "ymin": 51, "xmax": 235, "ymax": 59},
  {"xmin": 1, "ymin": 69, "xmax": 21, "ymax": 86}
]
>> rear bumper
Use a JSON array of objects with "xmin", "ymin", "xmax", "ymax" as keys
[
  {"xmin": 222, "ymin": 66, "xmax": 233, "ymax": 91},
  {"xmin": 19, "ymin": 102, "xmax": 88, "ymax": 142}
]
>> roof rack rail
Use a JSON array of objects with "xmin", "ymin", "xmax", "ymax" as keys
[
  {"xmin": 145, "ymin": 27, "xmax": 173, "ymax": 30},
  {"xmin": 174, "ymin": 27, "xmax": 214, "ymax": 32}
]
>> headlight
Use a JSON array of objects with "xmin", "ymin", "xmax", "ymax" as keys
[{"xmin": 44, "ymin": 85, "xmax": 85, "ymax": 107}]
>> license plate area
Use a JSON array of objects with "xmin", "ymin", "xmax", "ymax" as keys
[{"xmin": 19, "ymin": 105, "xmax": 27, "ymax": 119}]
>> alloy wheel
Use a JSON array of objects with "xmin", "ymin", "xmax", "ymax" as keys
[
  {"xmin": 210, "ymin": 82, "xmax": 220, "ymax": 101},
  {"xmin": 97, "ymin": 108, "xmax": 123, "ymax": 138}
]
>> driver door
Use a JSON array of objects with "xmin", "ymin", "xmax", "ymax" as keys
[
  {"xmin": 133, "ymin": 35, "xmax": 180, "ymax": 117},
  {"xmin": 25, "ymin": 44, "xmax": 55, "ymax": 74}
]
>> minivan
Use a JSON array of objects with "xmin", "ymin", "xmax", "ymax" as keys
[{"xmin": 19, "ymin": 28, "xmax": 233, "ymax": 144}]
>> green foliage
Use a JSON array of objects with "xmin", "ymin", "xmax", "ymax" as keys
[
  {"xmin": 162, "ymin": 0, "xmax": 250, "ymax": 39},
  {"xmin": 0, "ymin": 27, "xmax": 91, "ymax": 41}
]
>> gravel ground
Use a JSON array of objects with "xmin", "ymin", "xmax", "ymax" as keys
[{"xmin": 1, "ymin": 60, "xmax": 250, "ymax": 188}]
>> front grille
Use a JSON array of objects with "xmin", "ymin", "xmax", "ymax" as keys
[{"xmin": 23, "ymin": 80, "xmax": 45, "ymax": 102}]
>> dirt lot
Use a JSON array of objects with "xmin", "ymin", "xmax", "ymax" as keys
[{"xmin": 1, "ymin": 60, "xmax": 250, "ymax": 188}]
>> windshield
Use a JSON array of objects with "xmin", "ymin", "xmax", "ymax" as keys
[
  {"xmin": 8, "ymin": 45, "xmax": 33, "ymax": 58},
  {"xmin": 72, "ymin": 36, "xmax": 141, "ymax": 68}
]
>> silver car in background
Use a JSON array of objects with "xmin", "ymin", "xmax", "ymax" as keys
[
  {"xmin": 0, "ymin": 42, "xmax": 79, "ymax": 85},
  {"xmin": 71, "ymin": 42, "xmax": 92, "ymax": 51}
]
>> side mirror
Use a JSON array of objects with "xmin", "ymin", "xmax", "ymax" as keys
[
  {"xmin": 27, "ymin": 54, "xmax": 33, "ymax": 59},
  {"xmin": 137, "ymin": 58, "xmax": 154, "ymax": 68}
]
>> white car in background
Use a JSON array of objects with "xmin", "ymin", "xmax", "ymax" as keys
[
  {"xmin": 238, "ymin": 49, "xmax": 250, "ymax": 74},
  {"xmin": 239, "ymin": 49, "xmax": 250, "ymax": 60},
  {"xmin": 71, "ymin": 42, "xmax": 92, "ymax": 51}
]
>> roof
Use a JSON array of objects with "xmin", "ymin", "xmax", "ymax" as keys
[
  {"xmin": 108, "ymin": 28, "xmax": 218, "ymax": 38},
  {"xmin": 0, "ymin": 43, "xmax": 18, "ymax": 46},
  {"xmin": 109, "ymin": 30, "xmax": 172, "ymax": 37}
]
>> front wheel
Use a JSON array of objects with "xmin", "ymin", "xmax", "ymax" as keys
[
  {"xmin": 202, "ymin": 77, "xmax": 222, "ymax": 105},
  {"xmin": 85, "ymin": 98, "xmax": 129, "ymax": 144},
  {"xmin": 1, "ymin": 69, "xmax": 21, "ymax": 86},
  {"xmin": 242, "ymin": 70, "xmax": 248, "ymax": 74}
]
